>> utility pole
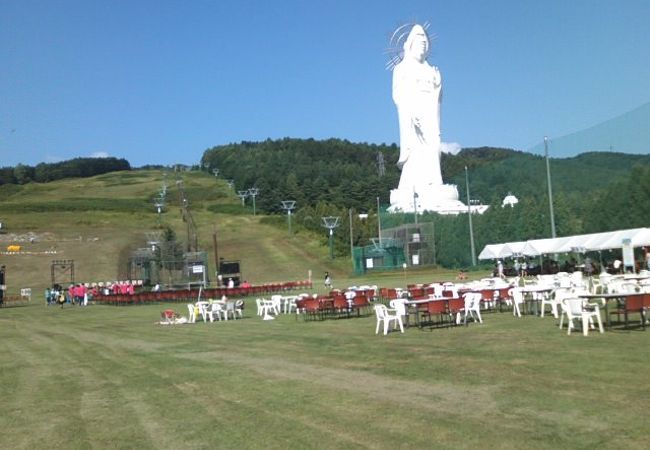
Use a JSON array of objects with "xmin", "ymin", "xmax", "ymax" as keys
[
  {"xmin": 544, "ymin": 136, "xmax": 557, "ymax": 238},
  {"xmin": 349, "ymin": 208, "xmax": 354, "ymax": 266},
  {"xmin": 413, "ymin": 191, "xmax": 419, "ymax": 226},
  {"xmin": 465, "ymin": 166, "xmax": 476, "ymax": 266},
  {"xmin": 376, "ymin": 196, "xmax": 382, "ymax": 246},
  {"xmin": 212, "ymin": 225, "xmax": 219, "ymax": 280}
]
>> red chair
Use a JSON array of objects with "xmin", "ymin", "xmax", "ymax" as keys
[
  {"xmin": 319, "ymin": 296, "xmax": 334, "ymax": 317},
  {"xmin": 302, "ymin": 298, "xmax": 322, "ymax": 321},
  {"xmin": 295, "ymin": 298, "xmax": 307, "ymax": 317},
  {"xmin": 350, "ymin": 295, "xmax": 370, "ymax": 316},
  {"xmin": 447, "ymin": 297, "xmax": 465, "ymax": 326},
  {"xmin": 419, "ymin": 300, "xmax": 448, "ymax": 328},
  {"xmin": 621, "ymin": 293, "xmax": 647, "ymax": 330},
  {"xmin": 480, "ymin": 289, "xmax": 497, "ymax": 310},
  {"xmin": 332, "ymin": 294, "xmax": 350, "ymax": 318},
  {"xmin": 497, "ymin": 287, "xmax": 511, "ymax": 310}
]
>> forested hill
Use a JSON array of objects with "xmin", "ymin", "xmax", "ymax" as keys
[
  {"xmin": 0, "ymin": 157, "xmax": 130, "ymax": 185},
  {"xmin": 201, "ymin": 138, "xmax": 649, "ymax": 212},
  {"xmin": 202, "ymin": 138, "xmax": 401, "ymax": 213}
]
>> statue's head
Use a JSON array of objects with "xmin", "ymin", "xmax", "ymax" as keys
[{"xmin": 404, "ymin": 24, "xmax": 429, "ymax": 62}]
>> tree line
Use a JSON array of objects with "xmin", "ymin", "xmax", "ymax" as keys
[
  {"xmin": 0, "ymin": 157, "xmax": 131, "ymax": 185},
  {"xmin": 202, "ymin": 138, "xmax": 650, "ymax": 267}
]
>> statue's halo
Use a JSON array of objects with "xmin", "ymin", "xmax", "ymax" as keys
[{"xmin": 385, "ymin": 22, "xmax": 436, "ymax": 70}]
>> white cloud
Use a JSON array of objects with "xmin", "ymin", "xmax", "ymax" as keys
[
  {"xmin": 90, "ymin": 151, "xmax": 110, "ymax": 158},
  {"xmin": 440, "ymin": 142, "xmax": 462, "ymax": 155}
]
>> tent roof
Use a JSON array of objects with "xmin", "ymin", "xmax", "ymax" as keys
[
  {"xmin": 478, "ymin": 244, "xmax": 505, "ymax": 260},
  {"xmin": 478, "ymin": 228, "xmax": 650, "ymax": 259}
]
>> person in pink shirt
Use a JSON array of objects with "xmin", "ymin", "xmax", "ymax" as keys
[
  {"xmin": 68, "ymin": 284, "xmax": 75, "ymax": 305},
  {"xmin": 73, "ymin": 284, "xmax": 84, "ymax": 305}
]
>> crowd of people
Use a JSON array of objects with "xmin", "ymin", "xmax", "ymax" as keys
[
  {"xmin": 46, "ymin": 283, "xmax": 94, "ymax": 307},
  {"xmin": 491, "ymin": 253, "xmax": 650, "ymax": 278},
  {"xmin": 45, "ymin": 280, "xmax": 143, "ymax": 307}
]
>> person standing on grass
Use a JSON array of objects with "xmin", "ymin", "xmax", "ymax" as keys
[
  {"xmin": 57, "ymin": 291, "xmax": 66, "ymax": 308},
  {"xmin": 82, "ymin": 284, "xmax": 89, "ymax": 306},
  {"xmin": 67, "ymin": 284, "xmax": 75, "ymax": 305},
  {"xmin": 324, "ymin": 272, "xmax": 332, "ymax": 290},
  {"xmin": 497, "ymin": 260, "xmax": 504, "ymax": 279},
  {"xmin": 0, "ymin": 265, "xmax": 5, "ymax": 306},
  {"xmin": 74, "ymin": 284, "xmax": 83, "ymax": 306}
]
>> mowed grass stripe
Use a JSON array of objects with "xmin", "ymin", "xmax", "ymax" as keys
[{"xmin": 2, "ymin": 294, "xmax": 650, "ymax": 448}]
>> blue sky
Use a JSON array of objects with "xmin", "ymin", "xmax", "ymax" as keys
[{"xmin": 2, "ymin": 0, "xmax": 649, "ymax": 167}]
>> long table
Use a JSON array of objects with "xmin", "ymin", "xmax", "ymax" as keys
[
  {"xmin": 519, "ymin": 286, "xmax": 554, "ymax": 316},
  {"xmin": 405, "ymin": 297, "xmax": 465, "ymax": 327},
  {"xmin": 579, "ymin": 292, "xmax": 647, "ymax": 329}
]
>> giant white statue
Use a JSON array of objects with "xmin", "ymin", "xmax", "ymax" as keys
[{"xmin": 389, "ymin": 24, "xmax": 469, "ymax": 214}]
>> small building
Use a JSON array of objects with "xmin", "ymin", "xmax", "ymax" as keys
[{"xmin": 502, "ymin": 193, "xmax": 519, "ymax": 208}]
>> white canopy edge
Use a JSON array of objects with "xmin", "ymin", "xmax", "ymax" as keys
[{"xmin": 478, "ymin": 227, "xmax": 650, "ymax": 260}]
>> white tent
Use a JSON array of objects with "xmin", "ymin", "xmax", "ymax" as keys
[
  {"xmin": 478, "ymin": 244, "xmax": 506, "ymax": 260},
  {"xmin": 499, "ymin": 241, "xmax": 527, "ymax": 258},
  {"xmin": 478, "ymin": 227, "xmax": 650, "ymax": 260},
  {"xmin": 593, "ymin": 228, "xmax": 649, "ymax": 251},
  {"xmin": 521, "ymin": 236, "xmax": 573, "ymax": 256}
]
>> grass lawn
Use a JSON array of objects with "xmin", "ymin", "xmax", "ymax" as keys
[
  {"xmin": 2, "ymin": 169, "xmax": 649, "ymax": 449},
  {"xmin": 1, "ymin": 300, "xmax": 649, "ymax": 450}
]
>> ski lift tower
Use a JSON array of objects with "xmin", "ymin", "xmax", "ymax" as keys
[
  {"xmin": 176, "ymin": 176, "xmax": 199, "ymax": 252},
  {"xmin": 248, "ymin": 188, "xmax": 259, "ymax": 215},
  {"xmin": 321, "ymin": 216, "xmax": 340, "ymax": 259},
  {"xmin": 237, "ymin": 190, "xmax": 249, "ymax": 206},
  {"xmin": 281, "ymin": 200, "xmax": 296, "ymax": 236},
  {"xmin": 154, "ymin": 199, "xmax": 165, "ymax": 223}
]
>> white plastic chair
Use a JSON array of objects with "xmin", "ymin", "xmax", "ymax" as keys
[
  {"xmin": 374, "ymin": 304, "xmax": 404, "ymax": 335},
  {"xmin": 389, "ymin": 299, "xmax": 408, "ymax": 322},
  {"xmin": 511, "ymin": 288, "xmax": 525, "ymax": 317},
  {"xmin": 270, "ymin": 295, "xmax": 283, "ymax": 314},
  {"xmin": 259, "ymin": 298, "xmax": 276, "ymax": 321},
  {"xmin": 196, "ymin": 302, "xmax": 210, "ymax": 322},
  {"xmin": 283, "ymin": 296, "xmax": 297, "ymax": 314},
  {"xmin": 187, "ymin": 303, "xmax": 197, "ymax": 324},
  {"xmin": 559, "ymin": 297, "xmax": 604, "ymax": 336},
  {"xmin": 462, "ymin": 292, "xmax": 483, "ymax": 324},
  {"xmin": 206, "ymin": 302, "xmax": 224, "ymax": 322},
  {"xmin": 234, "ymin": 300, "xmax": 244, "ymax": 318},
  {"xmin": 541, "ymin": 288, "xmax": 569, "ymax": 318},
  {"xmin": 223, "ymin": 301, "xmax": 237, "ymax": 320},
  {"xmin": 570, "ymin": 271, "xmax": 585, "ymax": 288}
]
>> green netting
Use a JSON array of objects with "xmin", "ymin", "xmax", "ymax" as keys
[{"xmin": 352, "ymin": 221, "xmax": 437, "ymax": 274}]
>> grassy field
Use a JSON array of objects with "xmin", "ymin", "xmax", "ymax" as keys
[
  {"xmin": 1, "ymin": 170, "xmax": 649, "ymax": 449},
  {"xmin": 1, "ymin": 300, "xmax": 649, "ymax": 450}
]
